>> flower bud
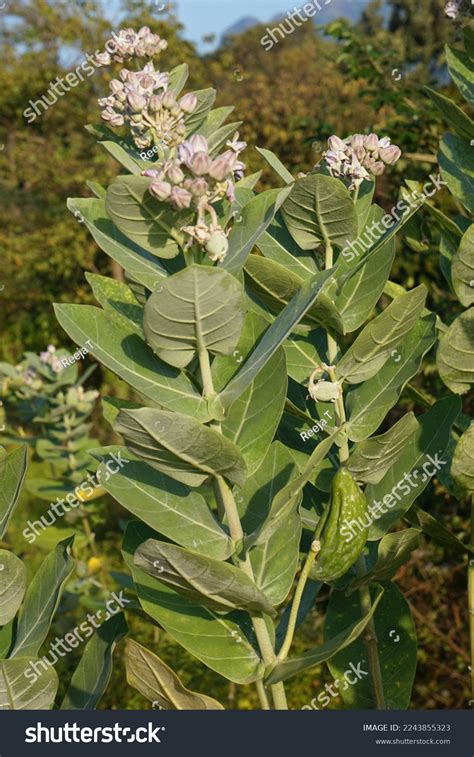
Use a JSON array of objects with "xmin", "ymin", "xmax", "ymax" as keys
[
  {"xmin": 170, "ymin": 186, "xmax": 192, "ymax": 209},
  {"xmin": 191, "ymin": 151, "xmax": 212, "ymax": 176},
  {"xmin": 208, "ymin": 154, "xmax": 232, "ymax": 181},
  {"xmin": 110, "ymin": 79, "xmax": 124, "ymax": 94},
  {"xmin": 190, "ymin": 135, "xmax": 208, "ymax": 153},
  {"xmin": 167, "ymin": 165, "xmax": 185, "ymax": 184},
  {"xmin": 371, "ymin": 161, "xmax": 385, "ymax": 176},
  {"xmin": 205, "ymin": 231, "xmax": 229, "ymax": 262},
  {"xmin": 127, "ymin": 91, "xmax": 147, "ymax": 112},
  {"xmin": 148, "ymin": 95, "xmax": 162, "ymax": 113},
  {"xmin": 162, "ymin": 91, "xmax": 177, "ymax": 109},
  {"xmin": 328, "ymin": 135, "xmax": 347, "ymax": 152},
  {"xmin": 351, "ymin": 134, "xmax": 365, "ymax": 149},
  {"xmin": 179, "ymin": 93, "xmax": 198, "ymax": 114},
  {"xmin": 95, "ymin": 51, "xmax": 111, "ymax": 66},
  {"xmin": 379, "ymin": 145, "xmax": 401, "ymax": 165},
  {"xmin": 150, "ymin": 181, "xmax": 172, "ymax": 201},
  {"xmin": 189, "ymin": 178, "xmax": 209, "ymax": 196},
  {"xmin": 109, "ymin": 113, "xmax": 125, "ymax": 127},
  {"xmin": 365, "ymin": 133, "xmax": 379, "ymax": 151}
]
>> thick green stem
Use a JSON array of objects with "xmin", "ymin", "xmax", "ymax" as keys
[
  {"xmin": 278, "ymin": 540, "xmax": 321, "ymax": 662},
  {"xmin": 197, "ymin": 345, "xmax": 288, "ymax": 710},
  {"xmin": 324, "ymin": 238, "xmax": 385, "ymax": 708}
]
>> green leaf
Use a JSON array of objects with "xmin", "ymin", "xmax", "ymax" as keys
[
  {"xmin": 124, "ymin": 639, "xmax": 224, "ymax": 710},
  {"xmin": 334, "ymin": 205, "xmax": 396, "ymax": 332},
  {"xmin": 452, "ymin": 225, "xmax": 474, "ymax": 307},
  {"xmin": 255, "ymin": 147, "xmax": 294, "ymax": 184},
  {"xmin": 212, "ymin": 312, "xmax": 287, "ymax": 476},
  {"xmin": 426, "ymin": 87, "xmax": 474, "ymax": 142},
  {"xmin": 451, "ymin": 422, "xmax": 474, "ymax": 495},
  {"xmin": 11, "ymin": 537, "xmax": 74, "ymax": 658},
  {"xmin": 114, "ymin": 407, "xmax": 247, "ymax": 488},
  {"xmin": 217, "ymin": 269, "xmax": 335, "ymax": 410},
  {"xmin": 337, "ymin": 286, "xmax": 427, "ymax": 384},
  {"xmin": 96, "ymin": 448, "xmax": 233, "ymax": 560},
  {"xmin": 54, "ymin": 304, "xmax": 211, "ymax": 421},
  {"xmin": 61, "ymin": 613, "xmax": 128, "ymax": 710},
  {"xmin": 266, "ymin": 587, "xmax": 384, "ymax": 684},
  {"xmin": 347, "ymin": 530, "xmax": 421, "ymax": 593},
  {"xmin": 244, "ymin": 254, "xmax": 344, "ymax": 333},
  {"xmin": 0, "ymin": 658, "xmax": 58, "ymax": 709},
  {"xmin": 325, "ymin": 582, "xmax": 416, "ymax": 709},
  {"xmin": 199, "ymin": 106, "xmax": 235, "ymax": 138},
  {"xmin": 222, "ymin": 186, "xmax": 293, "ymax": 276},
  {"xmin": 0, "ymin": 445, "xmax": 28, "ymax": 538},
  {"xmin": 257, "ymin": 212, "xmax": 319, "ymax": 278},
  {"xmin": 67, "ymin": 197, "xmax": 167, "ymax": 291},
  {"xmin": 312, "ymin": 469, "xmax": 368, "ymax": 583},
  {"xmin": 135, "ymin": 539, "xmax": 276, "ymax": 616},
  {"xmin": 406, "ymin": 504, "xmax": 472, "ymax": 556},
  {"xmin": 144, "ymin": 265, "xmax": 244, "ymax": 369},
  {"xmin": 281, "ymin": 174, "xmax": 358, "ymax": 250},
  {"xmin": 354, "ymin": 180, "xmax": 375, "ymax": 232},
  {"xmin": 86, "ymin": 273, "xmax": 144, "ymax": 336},
  {"xmin": 168, "ymin": 63, "xmax": 189, "ymax": 95},
  {"xmin": 348, "ymin": 413, "xmax": 419, "ymax": 484},
  {"xmin": 446, "ymin": 44, "xmax": 474, "ymax": 108},
  {"xmin": 365, "ymin": 397, "xmax": 461, "ymax": 540},
  {"xmin": 437, "ymin": 308, "xmax": 474, "ymax": 394},
  {"xmin": 283, "ymin": 328, "xmax": 328, "ymax": 383},
  {"xmin": 241, "ymin": 443, "xmax": 301, "ymax": 605},
  {"xmin": 123, "ymin": 522, "xmax": 263, "ymax": 684},
  {"xmin": 106, "ymin": 175, "xmax": 186, "ymax": 258},
  {"xmin": 0, "ymin": 551, "xmax": 26, "ymax": 625},
  {"xmin": 439, "ymin": 133, "xmax": 474, "ymax": 213},
  {"xmin": 184, "ymin": 88, "xmax": 216, "ymax": 134},
  {"xmin": 346, "ymin": 314, "xmax": 436, "ymax": 442}
]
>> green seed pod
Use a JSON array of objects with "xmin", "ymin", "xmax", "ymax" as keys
[{"xmin": 311, "ymin": 468, "xmax": 368, "ymax": 583}]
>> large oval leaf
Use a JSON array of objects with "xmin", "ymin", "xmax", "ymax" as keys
[
  {"xmin": 451, "ymin": 422, "xmax": 474, "ymax": 495},
  {"xmin": 437, "ymin": 307, "xmax": 474, "ymax": 394},
  {"xmin": 144, "ymin": 265, "xmax": 245, "ymax": 369},
  {"xmin": 452, "ymin": 225, "xmax": 474, "ymax": 307},
  {"xmin": 0, "ymin": 658, "xmax": 58, "ymax": 710},
  {"xmin": 0, "ymin": 445, "xmax": 28, "ymax": 539},
  {"xmin": 281, "ymin": 174, "xmax": 358, "ymax": 250},
  {"xmin": 0, "ymin": 551, "xmax": 26, "ymax": 626},
  {"xmin": 439, "ymin": 133, "xmax": 474, "ymax": 214},
  {"xmin": 114, "ymin": 407, "xmax": 247, "ymax": 487},
  {"xmin": 125, "ymin": 639, "xmax": 224, "ymax": 710},
  {"xmin": 135, "ymin": 538, "xmax": 276, "ymax": 616}
]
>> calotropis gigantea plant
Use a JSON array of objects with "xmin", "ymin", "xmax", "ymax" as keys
[
  {"xmin": 0, "ymin": 444, "xmax": 127, "ymax": 709},
  {"xmin": 54, "ymin": 27, "xmax": 472, "ymax": 710}
]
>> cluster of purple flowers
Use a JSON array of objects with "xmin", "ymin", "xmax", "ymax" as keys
[{"xmin": 322, "ymin": 133, "xmax": 402, "ymax": 190}]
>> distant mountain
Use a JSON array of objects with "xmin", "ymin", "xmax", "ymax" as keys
[{"xmin": 221, "ymin": 0, "xmax": 369, "ymax": 43}]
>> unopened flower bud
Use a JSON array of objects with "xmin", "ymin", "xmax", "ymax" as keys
[
  {"xmin": 189, "ymin": 178, "xmax": 209, "ymax": 196},
  {"xmin": 95, "ymin": 52, "xmax": 111, "ymax": 66},
  {"xmin": 179, "ymin": 93, "xmax": 198, "ymax": 114},
  {"xmin": 150, "ymin": 180, "xmax": 172, "ymax": 201},
  {"xmin": 127, "ymin": 91, "xmax": 147, "ymax": 112},
  {"xmin": 167, "ymin": 165, "xmax": 185, "ymax": 184},
  {"xmin": 209, "ymin": 154, "xmax": 233, "ymax": 181},
  {"xmin": 109, "ymin": 113, "xmax": 125, "ymax": 127},
  {"xmin": 328, "ymin": 135, "xmax": 347, "ymax": 152},
  {"xmin": 371, "ymin": 161, "xmax": 385, "ymax": 176},
  {"xmin": 205, "ymin": 231, "xmax": 229, "ymax": 262},
  {"xmin": 162, "ymin": 91, "xmax": 177, "ymax": 109},
  {"xmin": 110, "ymin": 79, "xmax": 124, "ymax": 94},
  {"xmin": 191, "ymin": 151, "xmax": 212, "ymax": 176},
  {"xmin": 365, "ymin": 133, "xmax": 379, "ymax": 151},
  {"xmin": 148, "ymin": 95, "xmax": 162, "ymax": 113},
  {"xmin": 379, "ymin": 145, "xmax": 401, "ymax": 165},
  {"xmin": 351, "ymin": 134, "xmax": 364, "ymax": 149},
  {"xmin": 189, "ymin": 135, "xmax": 208, "ymax": 153},
  {"xmin": 170, "ymin": 186, "xmax": 192, "ymax": 209}
]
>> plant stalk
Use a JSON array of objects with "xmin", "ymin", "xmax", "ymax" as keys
[{"xmin": 324, "ymin": 238, "xmax": 385, "ymax": 709}]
